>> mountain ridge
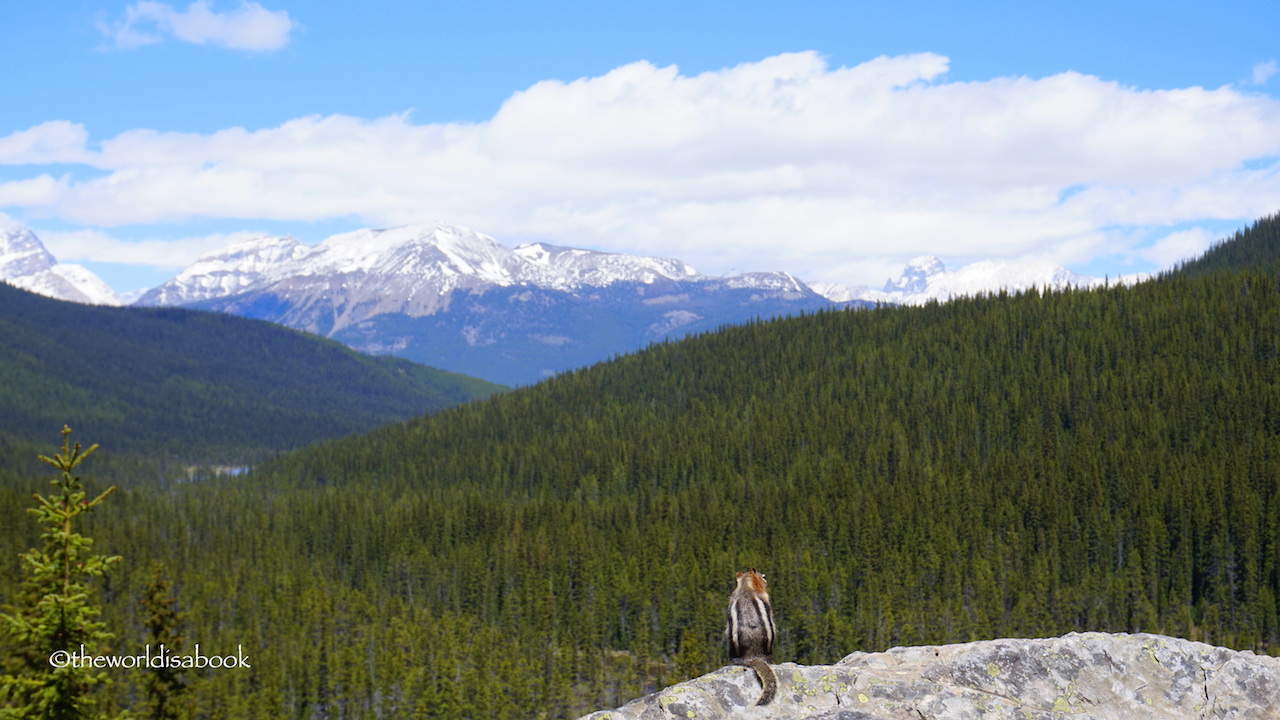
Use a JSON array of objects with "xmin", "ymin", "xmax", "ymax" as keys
[
  {"xmin": 0, "ymin": 226, "xmax": 122, "ymax": 306},
  {"xmin": 2, "ymin": 220, "xmax": 1153, "ymax": 384},
  {"xmin": 0, "ymin": 280, "xmax": 504, "ymax": 465},
  {"xmin": 137, "ymin": 221, "xmax": 803, "ymax": 311},
  {"xmin": 3, "ymin": 220, "xmax": 1137, "ymax": 312},
  {"xmin": 2, "ymin": 213, "xmax": 1277, "ymax": 717},
  {"xmin": 135, "ymin": 221, "xmax": 841, "ymax": 384}
]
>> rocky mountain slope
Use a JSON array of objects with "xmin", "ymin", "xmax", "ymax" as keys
[
  {"xmin": 136, "ymin": 222, "xmax": 839, "ymax": 385},
  {"xmin": 134, "ymin": 222, "xmax": 749, "ymax": 335},
  {"xmin": 3, "ymin": 220, "xmax": 1143, "ymax": 385},
  {"xmin": 580, "ymin": 633, "xmax": 1280, "ymax": 719},
  {"xmin": 0, "ymin": 226, "xmax": 121, "ymax": 305}
]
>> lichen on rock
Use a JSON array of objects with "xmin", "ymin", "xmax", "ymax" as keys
[{"xmin": 576, "ymin": 632, "xmax": 1280, "ymax": 719}]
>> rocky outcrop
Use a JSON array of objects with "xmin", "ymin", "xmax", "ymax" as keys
[{"xmin": 577, "ymin": 632, "xmax": 1280, "ymax": 719}]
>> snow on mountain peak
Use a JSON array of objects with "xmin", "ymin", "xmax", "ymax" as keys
[
  {"xmin": 136, "ymin": 220, "xmax": 834, "ymax": 343},
  {"xmin": 884, "ymin": 255, "xmax": 946, "ymax": 294},
  {"xmin": 512, "ymin": 242, "xmax": 700, "ymax": 289},
  {"xmin": 511, "ymin": 242, "xmax": 558, "ymax": 265},
  {"xmin": 0, "ymin": 225, "xmax": 122, "ymax": 306},
  {"xmin": 1, "ymin": 226, "xmax": 58, "ymax": 280},
  {"xmin": 48, "ymin": 264, "xmax": 123, "ymax": 306},
  {"xmin": 847, "ymin": 255, "xmax": 1105, "ymax": 306},
  {"xmin": 721, "ymin": 271, "xmax": 810, "ymax": 295},
  {"xmin": 808, "ymin": 281, "xmax": 861, "ymax": 303},
  {"xmin": 314, "ymin": 222, "xmax": 520, "ymax": 286},
  {"xmin": 135, "ymin": 234, "xmax": 308, "ymax": 306},
  {"xmin": 908, "ymin": 255, "xmax": 945, "ymax": 271}
]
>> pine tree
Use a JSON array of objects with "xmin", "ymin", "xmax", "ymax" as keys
[
  {"xmin": 0, "ymin": 427, "xmax": 123, "ymax": 720},
  {"xmin": 139, "ymin": 564, "xmax": 190, "ymax": 720}
]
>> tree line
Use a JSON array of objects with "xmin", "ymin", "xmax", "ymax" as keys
[{"xmin": 2, "ymin": 214, "xmax": 1279, "ymax": 718}]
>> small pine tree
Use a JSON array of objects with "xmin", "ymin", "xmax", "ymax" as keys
[
  {"xmin": 0, "ymin": 427, "xmax": 123, "ymax": 720},
  {"xmin": 139, "ymin": 564, "xmax": 189, "ymax": 720}
]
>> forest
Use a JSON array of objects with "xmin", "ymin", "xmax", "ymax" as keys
[
  {"xmin": 1, "ymin": 212, "xmax": 1279, "ymax": 718},
  {"xmin": 0, "ymin": 282, "xmax": 504, "ymax": 468}
]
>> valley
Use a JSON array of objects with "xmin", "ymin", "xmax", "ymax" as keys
[{"xmin": 2, "ymin": 212, "xmax": 1276, "ymax": 718}]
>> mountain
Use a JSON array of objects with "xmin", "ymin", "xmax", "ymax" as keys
[
  {"xmin": 814, "ymin": 255, "xmax": 1137, "ymax": 305},
  {"xmin": 15, "ymin": 214, "xmax": 1274, "ymax": 717},
  {"xmin": 0, "ymin": 225, "xmax": 121, "ymax": 305},
  {"xmin": 5, "ymin": 219, "xmax": 1154, "ymax": 385},
  {"xmin": 137, "ymin": 222, "xmax": 845, "ymax": 385},
  {"xmin": 133, "ymin": 233, "xmax": 313, "ymax": 306},
  {"xmin": 0, "ymin": 281, "xmax": 504, "ymax": 466}
]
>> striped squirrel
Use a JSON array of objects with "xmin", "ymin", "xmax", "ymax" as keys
[{"xmin": 725, "ymin": 568, "xmax": 777, "ymax": 705}]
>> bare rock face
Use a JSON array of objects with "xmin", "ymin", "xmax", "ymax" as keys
[{"xmin": 577, "ymin": 632, "xmax": 1280, "ymax": 719}]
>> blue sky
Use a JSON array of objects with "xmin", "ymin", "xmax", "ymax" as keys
[{"xmin": 3, "ymin": 1, "xmax": 1279, "ymax": 294}]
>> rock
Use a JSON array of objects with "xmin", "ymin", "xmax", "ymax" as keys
[{"xmin": 576, "ymin": 632, "xmax": 1280, "ymax": 719}]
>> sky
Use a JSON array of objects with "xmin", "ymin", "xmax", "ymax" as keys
[{"xmin": 2, "ymin": 1, "xmax": 1279, "ymax": 295}]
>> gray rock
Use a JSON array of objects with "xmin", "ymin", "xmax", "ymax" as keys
[{"xmin": 576, "ymin": 632, "xmax": 1280, "ymax": 719}]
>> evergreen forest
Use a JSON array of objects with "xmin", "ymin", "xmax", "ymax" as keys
[
  {"xmin": 0, "ymin": 282, "xmax": 505, "ymax": 468},
  {"xmin": 2, "ymin": 213, "xmax": 1279, "ymax": 718}
]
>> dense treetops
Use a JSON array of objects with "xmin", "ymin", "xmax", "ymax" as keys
[
  {"xmin": 2, "ymin": 212, "xmax": 1279, "ymax": 718},
  {"xmin": 0, "ymin": 282, "xmax": 505, "ymax": 466},
  {"xmin": 1175, "ymin": 211, "xmax": 1280, "ymax": 278}
]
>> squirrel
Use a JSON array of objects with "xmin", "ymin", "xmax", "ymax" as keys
[{"xmin": 725, "ymin": 567, "xmax": 778, "ymax": 705}]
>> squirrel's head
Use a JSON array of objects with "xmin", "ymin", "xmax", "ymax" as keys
[{"xmin": 736, "ymin": 568, "xmax": 769, "ymax": 595}]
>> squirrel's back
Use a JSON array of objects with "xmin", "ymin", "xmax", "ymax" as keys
[{"xmin": 725, "ymin": 568, "xmax": 777, "ymax": 705}]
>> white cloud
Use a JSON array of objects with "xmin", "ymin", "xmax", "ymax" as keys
[
  {"xmin": 99, "ymin": 1, "xmax": 295, "ymax": 51},
  {"xmin": 1139, "ymin": 228, "xmax": 1217, "ymax": 269},
  {"xmin": 0, "ymin": 121, "xmax": 93, "ymax": 164},
  {"xmin": 39, "ymin": 229, "xmax": 266, "ymax": 270},
  {"xmin": 2, "ymin": 51, "xmax": 1280, "ymax": 285},
  {"xmin": 1251, "ymin": 60, "xmax": 1279, "ymax": 86},
  {"xmin": 0, "ymin": 175, "xmax": 69, "ymax": 207}
]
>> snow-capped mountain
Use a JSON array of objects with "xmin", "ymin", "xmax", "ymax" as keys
[
  {"xmin": 511, "ymin": 242, "xmax": 701, "ymax": 289},
  {"xmin": 0, "ymin": 226, "xmax": 121, "ymax": 306},
  {"xmin": 138, "ymin": 222, "xmax": 841, "ymax": 385},
  {"xmin": 138, "ymin": 224, "xmax": 528, "ymax": 335},
  {"xmin": 3, "ymin": 217, "xmax": 1153, "ymax": 386},
  {"xmin": 884, "ymin": 255, "xmax": 948, "ymax": 295},
  {"xmin": 813, "ymin": 256, "xmax": 1136, "ymax": 306},
  {"xmin": 135, "ymin": 234, "xmax": 311, "ymax": 306},
  {"xmin": 141, "ymin": 223, "xmax": 804, "ymax": 317},
  {"xmin": 807, "ymin": 281, "xmax": 858, "ymax": 303}
]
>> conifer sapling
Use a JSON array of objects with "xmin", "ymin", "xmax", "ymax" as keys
[{"xmin": 0, "ymin": 426, "xmax": 122, "ymax": 720}]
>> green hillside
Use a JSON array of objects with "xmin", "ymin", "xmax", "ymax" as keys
[
  {"xmin": 0, "ymin": 281, "xmax": 505, "ymax": 466},
  {"xmin": 2, "ymin": 214, "xmax": 1279, "ymax": 718},
  {"xmin": 1175, "ymin": 211, "xmax": 1280, "ymax": 278}
]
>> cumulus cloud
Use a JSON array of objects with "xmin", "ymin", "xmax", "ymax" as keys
[
  {"xmin": 39, "ymin": 229, "xmax": 267, "ymax": 270},
  {"xmin": 99, "ymin": 1, "xmax": 295, "ymax": 51},
  {"xmin": 0, "ymin": 175, "xmax": 70, "ymax": 208},
  {"xmin": 0, "ymin": 121, "xmax": 93, "ymax": 164},
  {"xmin": 2, "ymin": 51, "xmax": 1280, "ymax": 284},
  {"xmin": 1139, "ymin": 228, "xmax": 1218, "ymax": 270}
]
